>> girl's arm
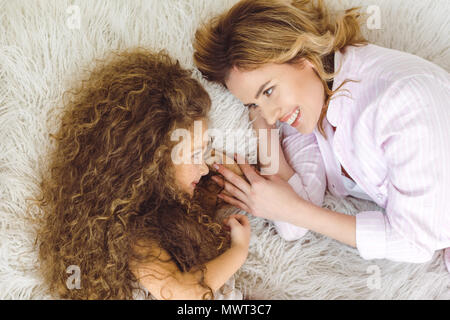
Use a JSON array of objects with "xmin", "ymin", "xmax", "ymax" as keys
[{"xmin": 131, "ymin": 215, "xmax": 250, "ymax": 300}]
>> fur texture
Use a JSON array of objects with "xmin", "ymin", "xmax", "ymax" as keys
[{"xmin": 1, "ymin": 0, "xmax": 449, "ymax": 299}]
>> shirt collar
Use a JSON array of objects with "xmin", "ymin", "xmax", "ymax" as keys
[
  {"xmin": 326, "ymin": 49, "xmax": 341, "ymax": 127},
  {"xmin": 326, "ymin": 47, "xmax": 352, "ymax": 128}
]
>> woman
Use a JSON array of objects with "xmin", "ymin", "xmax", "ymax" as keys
[
  {"xmin": 193, "ymin": 0, "xmax": 450, "ymax": 270},
  {"xmin": 34, "ymin": 49, "xmax": 249, "ymax": 299}
]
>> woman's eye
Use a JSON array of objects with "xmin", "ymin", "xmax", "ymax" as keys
[
  {"xmin": 248, "ymin": 103, "xmax": 258, "ymax": 109},
  {"xmin": 263, "ymin": 87, "xmax": 273, "ymax": 97}
]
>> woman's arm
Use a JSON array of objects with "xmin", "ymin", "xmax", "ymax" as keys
[
  {"xmin": 352, "ymin": 76, "xmax": 450, "ymax": 263},
  {"xmin": 287, "ymin": 199, "xmax": 356, "ymax": 248},
  {"xmin": 214, "ymin": 161, "xmax": 356, "ymax": 247}
]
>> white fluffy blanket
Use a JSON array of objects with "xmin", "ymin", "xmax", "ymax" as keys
[{"xmin": 1, "ymin": 0, "xmax": 449, "ymax": 299}]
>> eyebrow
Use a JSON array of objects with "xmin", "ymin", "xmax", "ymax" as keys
[{"xmin": 243, "ymin": 80, "xmax": 271, "ymax": 107}]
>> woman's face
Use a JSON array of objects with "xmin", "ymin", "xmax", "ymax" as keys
[
  {"xmin": 173, "ymin": 119, "xmax": 210, "ymax": 197},
  {"xmin": 225, "ymin": 59, "xmax": 326, "ymax": 134}
]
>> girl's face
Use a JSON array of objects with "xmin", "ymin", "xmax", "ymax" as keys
[
  {"xmin": 173, "ymin": 119, "xmax": 210, "ymax": 197},
  {"xmin": 225, "ymin": 60, "xmax": 326, "ymax": 134}
]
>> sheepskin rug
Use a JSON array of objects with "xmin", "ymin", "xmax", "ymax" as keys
[{"xmin": 1, "ymin": 0, "xmax": 449, "ymax": 299}]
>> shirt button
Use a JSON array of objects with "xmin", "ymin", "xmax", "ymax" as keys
[
  {"xmin": 376, "ymin": 193, "xmax": 383, "ymax": 199},
  {"xmin": 332, "ymin": 184, "xmax": 336, "ymax": 189}
]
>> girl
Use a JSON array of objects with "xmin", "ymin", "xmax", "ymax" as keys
[
  {"xmin": 34, "ymin": 48, "xmax": 249, "ymax": 299},
  {"xmin": 193, "ymin": 0, "xmax": 450, "ymax": 271}
]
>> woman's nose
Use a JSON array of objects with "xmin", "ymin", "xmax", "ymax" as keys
[{"xmin": 261, "ymin": 105, "xmax": 282, "ymax": 126}]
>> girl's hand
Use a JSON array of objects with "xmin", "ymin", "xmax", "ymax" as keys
[
  {"xmin": 213, "ymin": 154, "xmax": 305, "ymax": 223},
  {"xmin": 224, "ymin": 214, "xmax": 251, "ymax": 251},
  {"xmin": 249, "ymin": 107, "xmax": 270, "ymax": 131}
]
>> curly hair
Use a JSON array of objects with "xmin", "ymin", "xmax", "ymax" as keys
[
  {"xmin": 193, "ymin": 0, "xmax": 368, "ymax": 138},
  {"xmin": 33, "ymin": 48, "xmax": 230, "ymax": 299}
]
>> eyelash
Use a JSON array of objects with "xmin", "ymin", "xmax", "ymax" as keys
[
  {"xmin": 192, "ymin": 140, "xmax": 213, "ymax": 159},
  {"xmin": 247, "ymin": 87, "xmax": 274, "ymax": 109},
  {"xmin": 264, "ymin": 87, "xmax": 274, "ymax": 97}
]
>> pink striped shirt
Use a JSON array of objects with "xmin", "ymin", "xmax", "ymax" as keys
[{"xmin": 279, "ymin": 44, "xmax": 450, "ymax": 264}]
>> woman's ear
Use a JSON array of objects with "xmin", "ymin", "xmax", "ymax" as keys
[
  {"xmin": 294, "ymin": 57, "xmax": 315, "ymax": 71},
  {"xmin": 304, "ymin": 59, "xmax": 316, "ymax": 70}
]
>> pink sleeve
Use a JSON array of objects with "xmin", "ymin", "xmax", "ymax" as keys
[
  {"xmin": 279, "ymin": 123, "xmax": 327, "ymax": 207},
  {"xmin": 356, "ymin": 76, "xmax": 450, "ymax": 263}
]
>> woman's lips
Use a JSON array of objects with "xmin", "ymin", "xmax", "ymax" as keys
[{"xmin": 280, "ymin": 107, "xmax": 301, "ymax": 126}]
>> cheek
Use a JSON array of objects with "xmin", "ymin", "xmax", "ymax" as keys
[
  {"xmin": 292, "ymin": 66, "xmax": 324, "ymax": 106},
  {"xmin": 306, "ymin": 70, "xmax": 325, "ymax": 105},
  {"xmin": 280, "ymin": 86, "xmax": 297, "ymax": 106},
  {"xmin": 174, "ymin": 164, "xmax": 192, "ymax": 187},
  {"xmin": 278, "ymin": 85, "xmax": 303, "ymax": 114}
]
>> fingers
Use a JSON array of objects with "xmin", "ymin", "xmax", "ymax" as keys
[
  {"xmin": 267, "ymin": 173, "xmax": 282, "ymax": 182},
  {"xmin": 218, "ymin": 193, "xmax": 251, "ymax": 213},
  {"xmin": 249, "ymin": 108, "xmax": 270, "ymax": 128},
  {"xmin": 209, "ymin": 150, "xmax": 245, "ymax": 177},
  {"xmin": 224, "ymin": 214, "xmax": 250, "ymax": 228},
  {"xmin": 222, "ymin": 154, "xmax": 245, "ymax": 177},
  {"xmin": 248, "ymin": 107, "xmax": 260, "ymax": 121},
  {"xmin": 213, "ymin": 163, "xmax": 251, "ymax": 194},
  {"xmin": 224, "ymin": 216, "xmax": 239, "ymax": 228},
  {"xmin": 234, "ymin": 153, "xmax": 263, "ymax": 185},
  {"xmin": 212, "ymin": 175, "xmax": 248, "ymax": 203},
  {"xmin": 231, "ymin": 214, "xmax": 249, "ymax": 227},
  {"xmin": 221, "ymin": 189, "xmax": 234, "ymax": 198}
]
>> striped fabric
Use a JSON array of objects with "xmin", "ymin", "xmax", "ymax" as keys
[{"xmin": 279, "ymin": 44, "xmax": 450, "ymax": 267}]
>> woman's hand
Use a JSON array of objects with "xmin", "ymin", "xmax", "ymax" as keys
[
  {"xmin": 249, "ymin": 106, "xmax": 269, "ymax": 131},
  {"xmin": 207, "ymin": 149, "xmax": 247, "ymax": 199},
  {"xmin": 212, "ymin": 154, "xmax": 305, "ymax": 223},
  {"xmin": 212, "ymin": 154, "xmax": 358, "ymax": 249},
  {"xmin": 207, "ymin": 149, "xmax": 245, "ymax": 177},
  {"xmin": 249, "ymin": 108, "xmax": 295, "ymax": 181}
]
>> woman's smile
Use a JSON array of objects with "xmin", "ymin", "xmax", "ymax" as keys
[
  {"xmin": 225, "ymin": 60, "xmax": 325, "ymax": 135},
  {"xmin": 280, "ymin": 107, "xmax": 302, "ymax": 127}
]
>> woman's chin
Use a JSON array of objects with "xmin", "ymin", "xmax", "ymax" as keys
[{"xmin": 293, "ymin": 120, "xmax": 316, "ymax": 135}]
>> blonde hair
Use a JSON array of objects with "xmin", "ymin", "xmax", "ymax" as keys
[{"xmin": 193, "ymin": 0, "xmax": 368, "ymax": 138}]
